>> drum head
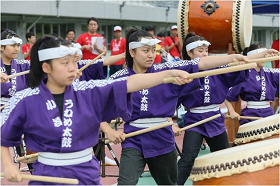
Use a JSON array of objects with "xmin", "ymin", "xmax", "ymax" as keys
[
  {"xmin": 232, "ymin": 0, "xmax": 252, "ymax": 53},
  {"xmin": 178, "ymin": 0, "xmax": 253, "ymax": 53},
  {"xmin": 190, "ymin": 138, "xmax": 279, "ymax": 181},
  {"xmin": 235, "ymin": 114, "xmax": 279, "ymax": 144},
  {"xmin": 177, "ymin": 0, "xmax": 189, "ymax": 46}
]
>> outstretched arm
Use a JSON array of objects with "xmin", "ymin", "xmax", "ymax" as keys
[
  {"xmin": 126, "ymin": 69, "xmax": 192, "ymax": 93},
  {"xmin": 246, "ymin": 49, "xmax": 279, "ymax": 60},
  {"xmin": 103, "ymin": 53, "xmax": 125, "ymax": 66},
  {"xmin": 198, "ymin": 54, "xmax": 248, "ymax": 70}
]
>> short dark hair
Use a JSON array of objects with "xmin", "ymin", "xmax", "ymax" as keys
[
  {"xmin": 25, "ymin": 32, "xmax": 35, "ymax": 41},
  {"xmin": 87, "ymin": 17, "xmax": 99, "ymax": 25},
  {"xmin": 66, "ymin": 29, "xmax": 75, "ymax": 35},
  {"xmin": 1, "ymin": 29, "xmax": 19, "ymax": 49},
  {"xmin": 157, "ymin": 32, "xmax": 165, "ymax": 37},
  {"xmin": 145, "ymin": 25, "xmax": 154, "ymax": 32},
  {"xmin": 1, "ymin": 28, "xmax": 18, "ymax": 40}
]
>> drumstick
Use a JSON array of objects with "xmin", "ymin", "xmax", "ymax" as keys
[
  {"xmin": 226, "ymin": 115, "xmax": 262, "ymax": 120},
  {"xmin": 229, "ymin": 56, "xmax": 280, "ymax": 66},
  {"xmin": 5, "ymin": 70, "xmax": 30, "ymax": 79},
  {"xmin": 1, "ymin": 172, "xmax": 79, "ymax": 185},
  {"xmin": 179, "ymin": 114, "xmax": 221, "ymax": 132},
  {"xmin": 16, "ymin": 153, "xmax": 38, "ymax": 163},
  {"xmin": 0, "ymin": 105, "xmax": 6, "ymax": 110},
  {"xmin": 78, "ymin": 52, "xmax": 105, "ymax": 73},
  {"xmin": 3, "ymin": 52, "xmax": 105, "ymax": 80},
  {"xmin": 163, "ymin": 63, "xmax": 257, "ymax": 84},
  {"xmin": 105, "ymin": 122, "xmax": 174, "ymax": 144}
]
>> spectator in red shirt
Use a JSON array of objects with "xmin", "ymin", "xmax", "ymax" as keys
[
  {"xmin": 271, "ymin": 39, "xmax": 279, "ymax": 68},
  {"xmin": 164, "ymin": 25, "xmax": 182, "ymax": 60},
  {"xmin": 271, "ymin": 39, "xmax": 279, "ymax": 113},
  {"xmin": 65, "ymin": 29, "xmax": 76, "ymax": 43},
  {"xmin": 77, "ymin": 17, "xmax": 107, "ymax": 60},
  {"xmin": 145, "ymin": 25, "xmax": 162, "ymax": 64},
  {"xmin": 109, "ymin": 26, "xmax": 126, "ymax": 76},
  {"xmin": 21, "ymin": 32, "xmax": 35, "ymax": 60}
]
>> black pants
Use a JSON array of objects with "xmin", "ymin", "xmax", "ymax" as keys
[
  {"xmin": 118, "ymin": 148, "xmax": 178, "ymax": 185},
  {"xmin": 177, "ymin": 131, "xmax": 229, "ymax": 185}
]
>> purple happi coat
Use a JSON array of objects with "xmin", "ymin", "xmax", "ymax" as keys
[
  {"xmin": 178, "ymin": 68, "xmax": 249, "ymax": 137},
  {"xmin": 1, "ymin": 78, "xmax": 132, "ymax": 185},
  {"xmin": 226, "ymin": 68, "xmax": 279, "ymax": 124},
  {"xmin": 1, "ymin": 59, "xmax": 30, "ymax": 98},
  {"xmin": 77, "ymin": 59, "xmax": 107, "ymax": 81},
  {"xmin": 110, "ymin": 58, "xmax": 203, "ymax": 158}
]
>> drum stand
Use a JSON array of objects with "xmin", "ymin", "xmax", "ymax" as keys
[
  {"xmin": 13, "ymin": 146, "xmax": 33, "ymax": 173},
  {"xmin": 95, "ymin": 133, "xmax": 120, "ymax": 177},
  {"xmin": 95, "ymin": 119, "xmax": 122, "ymax": 178}
]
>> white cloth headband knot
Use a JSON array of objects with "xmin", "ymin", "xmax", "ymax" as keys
[
  {"xmin": 129, "ymin": 37, "xmax": 161, "ymax": 50},
  {"xmin": 71, "ymin": 43, "xmax": 83, "ymax": 56},
  {"xmin": 186, "ymin": 40, "xmax": 211, "ymax": 51},
  {"xmin": 0, "ymin": 36, "xmax": 23, "ymax": 45},
  {"xmin": 38, "ymin": 45, "xmax": 80, "ymax": 61},
  {"xmin": 247, "ymin": 48, "xmax": 267, "ymax": 56}
]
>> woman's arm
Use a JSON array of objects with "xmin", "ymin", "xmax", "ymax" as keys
[
  {"xmin": 246, "ymin": 49, "xmax": 279, "ymax": 60},
  {"xmin": 126, "ymin": 69, "xmax": 192, "ymax": 93},
  {"xmin": 1, "ymin": 146, "xmax": 22, "ymax": 182},
  {"xmin": 198, "ymin": 54, "xmax": 248, "ymax": 70},
  {"xmin": 224, "ymin": 100, "xmax": 240, "ymax": 120},
  {"xmin": 103, "ymin": 53, "xmax": 125, "ymax": 66},
  {"xmin": 1, "ymin": 73, "xmax": 8, "ymax": 83},
  {"xmin": 100, "ymin": 122, "xmax": 125, "ymax": 144}
]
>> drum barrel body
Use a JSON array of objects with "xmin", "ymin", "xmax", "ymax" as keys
[{"xmin": 188, "ymin": 1, "xmax": 233, "ymax": 53}]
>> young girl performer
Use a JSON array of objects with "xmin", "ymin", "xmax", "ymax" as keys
[
  {"xmin": 177, "ymin": 33, "xmax": 250, "ymax": 185},
  {"xmin": 0, "ymin": 29, "xmax": 33, "ymax": 171},
  {"xmin": 225, "ymin": 44, "xmax": 279, "ymax": 124},
  {"xmin": 1, "ymin": 29, "xmax": 29, "ymax": 100},
  {"xmin": 110, "ymin": 29, "xmax": 252, "ymax": 185},
  {"xmin": 1, "ymin": 36, "xmax": 192, "ymax": 185}
]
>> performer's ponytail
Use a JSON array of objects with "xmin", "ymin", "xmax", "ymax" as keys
[{"xmin": 29, "ymin": 36, "xmax": 60, "ymax": 88}]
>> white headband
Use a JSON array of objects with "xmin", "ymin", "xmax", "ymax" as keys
[
  {"xmin": 247, "ymin": 48, "xmax": 267, "ymax": 56},
  {"xmin": 71, "ymin": 43, "xmax": 83, "ymax": 56},
  {"xmin": 186, "ymin": 40, "xmax": 211, "ymax": 51},
  {"xmin": 0, "ymin": 36, "xmax": 23, "ymax": 45},
  {"xmin": 129, "ymin": 37, "xmax": 161, "ymax": 50},
  {"xmin": 38, "ymin": 45, "xmax": 80, "ymax": 61}
]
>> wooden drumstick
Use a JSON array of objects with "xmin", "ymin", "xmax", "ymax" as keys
[
  {"xmin": 226, "ymin": 115, "xmax": 262, "ymax": 120},
  {"xmin": 3, "ymin": 52, "xmax": 105, "ymax": 80},
  {"xmin": 179, "ymin": 114, "xmax": 221, "ymax": 132},
  {"xmin": 16, "ymin": 153, "xmax": 38, "ymax": 163},
  {"xmin": 5, "ymin": 70, "xmax": 30, "ymax": 80},
  {"xmin": 0, "ymin": 105, "xmax": 6, "ymax": 110},
  {"xmin": 163, "ymin": 63, "xmax": 257, "ymax": 84},
  {"xmin": 105, "ymin": 122, "xmax": 174, "ymax": 144},
  {"xmin": 105, "ymin": 114, "xmax": 222, "ymax": 144},
  {"xmin": 1, "ymin": 172, "xmax": 79, "ymax": 185},
  {"xmin": 229, "ymin": 56, "xmax": 280, "ymax": 66},
  {"xmin": 78, "ymin": 52, "xmax": 105, "ymax": 73}
]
